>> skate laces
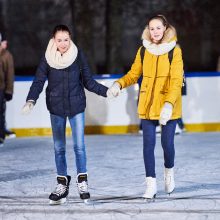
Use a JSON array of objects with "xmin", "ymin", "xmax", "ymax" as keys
[
  {"xmin": 53, "ymin": 183, "xmax": 67, "ymax": 196},
  {"xmin": 77, "ymin": 181, "xmax": 88, "ymax": 193}
]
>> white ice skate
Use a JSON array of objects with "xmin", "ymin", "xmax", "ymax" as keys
[
  {"xmin": 49, "ymin": 175, "xmax": 71, "ymax": 205},
  {"xmin": 76, "ymin": 173, "xmax": 91, "ymax": 204},
  {"xmin": 164, "ymin": 168, "xmax": 175, "ymax": 194},
  {"xmin": 143, "ymin": 177, "xmax": 157, "ymax": 199}
]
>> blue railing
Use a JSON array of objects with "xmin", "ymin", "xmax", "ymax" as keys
[{"xmin": 15, "ymin": 72, "xmax": 220, "ymax": 81}]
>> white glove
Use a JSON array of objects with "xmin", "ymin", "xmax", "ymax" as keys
[
  {"xmin": 159, "ymin": 102, "xmax": 173, "ymax": 125},
  {"xmin": 108, "ymin": 82, "xmax": 121, "ymax": 97},
  {"xmin": 21, "ymin": 101, "xmax": 35, "ymax": 115},
  {"xmin": 106, "ymin": 88, "xmax": 114, "ymax": 98}
]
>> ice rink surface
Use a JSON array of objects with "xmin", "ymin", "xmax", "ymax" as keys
[{"xmin": 0, "ymin": 132, "xmax": 220, "ymax": 220}]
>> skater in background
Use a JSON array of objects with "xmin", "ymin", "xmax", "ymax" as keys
[
  {"xmin": 175, "ymin": 118, "xmax": 185, "ymax": 134},
  {"xmin": 0, "ymin": 32, "xmax": 15, "ymax": 147},
  {"xmin": 22, "ymin": 24, "xmax": 111, "ymax": 204},
  {"xmin": 0, "ymin": 34, "xmax": 16, "ymax": 138},
  {"xmin": 108, "ymin": 14, "xmax": 183, "ymax": 199},
  {"xmin": 175, "ymin": 73, "xmax": 187, "ymax": 134}
]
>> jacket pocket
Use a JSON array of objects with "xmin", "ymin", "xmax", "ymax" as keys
[
  {"xmin": 157, "ymin": 71, "xmax": 169, "ymax": 77},
  {"xmin": 160, "ymin": 89, "xmax": 168, "ymax": 94}
]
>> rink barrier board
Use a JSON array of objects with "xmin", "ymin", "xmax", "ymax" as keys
[
  {"xmin": 10, "ymin": 123, "xmax": 220, "ymax": 137},
  {"xmin": 11, "ymin": 125, "xmax": 139, "ymax": 137},
  {"xmin": 8, "ymin": 72, "xmax": 220, "ymax": 136},
  {"xmin": 184, "ymin": 123, "xmax": 220, "ymax": 132}
]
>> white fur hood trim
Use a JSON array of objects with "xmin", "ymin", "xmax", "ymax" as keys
[
  {"xmin": 45, "ymin": 39, "xmax": 78, "ymax": 69},
  {"xmin": 143, "ymin": 39, "xmax": 176, "ymax": 55}
]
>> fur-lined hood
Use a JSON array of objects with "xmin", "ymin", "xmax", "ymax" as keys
[
  {"xmin": 141, "ymin": 25, "xmax": 177, "ymax": 55},
  {"xmin": 142, "ymin": 25, "xmax": 177, "ymax": 43}
]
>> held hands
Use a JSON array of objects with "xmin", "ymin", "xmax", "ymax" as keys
[
  {"xmin": 107, "ymin": 82, "xmax": 121, "ymax": 98},
  {"xmin": 21, "ymin": 100, "xmax": 35, "ymax": 115},
  {"xmin": 159, "ymin": 102, "xmax": 173, "ymax": 125}
]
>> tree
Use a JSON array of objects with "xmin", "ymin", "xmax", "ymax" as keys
[{"xmin": 105, "ymin": 0, "xmax": 124, "ymax": 73}]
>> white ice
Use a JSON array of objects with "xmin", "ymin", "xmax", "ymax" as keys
[{"xmin": 0, "ymin": 132, "xmax": 220, "ymax": 220}]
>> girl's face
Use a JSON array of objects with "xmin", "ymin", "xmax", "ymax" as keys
[
  {"xmin": 149, "ymin": 19, "xmax": 166, "ymax": 43},
  {"xmin": 1, "ymin": 40, "xmax": 7, "ymax": 49},
  {"xmin": 54, "ymin": 31, "xmax": 70, "ymax": 54}
]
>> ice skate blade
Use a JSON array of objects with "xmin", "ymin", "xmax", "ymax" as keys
[
  {"xmin": 83, "ymin": 199, "xmax": 93, "ymax": 205},
  {"xmin": 167, "ymin": 189, "xmax": 175, "ymax": 195},
  {"xmin": 49, "ymin": 197, "xmax": 66, "ymax": 205},
  {"xmin": 80, "ymin": 192, "xmax": 90, "ymax": 200},
  {"xmin": 143, "ymin": 194, "xmax": 156, "ymax": 202}
]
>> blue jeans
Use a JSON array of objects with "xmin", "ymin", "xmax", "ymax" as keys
[
  {"xmin": 142, "ymin": 119, "xmax": 177, "ymax": 177},
  {"xmin": 50, "ymin": 112, "xmax": 87, "ymax": 176}
]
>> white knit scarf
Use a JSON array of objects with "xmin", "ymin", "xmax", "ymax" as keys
[
  {"xmin": 45, "ymin": 38, "xmax": 78, "ymax": 69},
  {"xmin": 143, "ymin": 39, "xmax": 176, "ymax": 55}
]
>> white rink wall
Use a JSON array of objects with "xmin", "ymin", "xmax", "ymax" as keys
[
  {"xmin": 6, "ymin": 73, "xmax": 220, "ymax": 134},
  {"xmin": 182, "ymin": 73, "xmax": 220, "ymax": 123},
  {"xmin": 6, "ymin": 76, "xmax": 140, "ymax": 130}
]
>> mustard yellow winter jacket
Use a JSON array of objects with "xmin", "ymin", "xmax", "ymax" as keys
[{"xmin": 117, "ymin": 27, "xmax": 183, "ymax": 120}]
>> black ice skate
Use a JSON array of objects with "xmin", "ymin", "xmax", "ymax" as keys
[
  {"xmin": 49, "ymin": 175, "xmax": 71, "ymax": 205},
  {"xmin": 76, "ymin": 173, "xmax": 90, "ymax": 202},
  {"xmin": 5, "ymin": 129, "xmax": 16, "ymax": 139}
]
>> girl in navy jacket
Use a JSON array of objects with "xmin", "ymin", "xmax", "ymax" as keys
[{"xmin": 22, "ymin": 24, "xmax": 110, "ymax": 205}]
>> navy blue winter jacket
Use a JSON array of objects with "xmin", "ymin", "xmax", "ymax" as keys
[{"xmin": 26, "ymin": 49, "xmax": 108, "ymax": 117}]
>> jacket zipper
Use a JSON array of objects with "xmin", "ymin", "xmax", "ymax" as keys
[{"xmin": 147, "ymin": 55, "xmax": 159, "ymax": 118}]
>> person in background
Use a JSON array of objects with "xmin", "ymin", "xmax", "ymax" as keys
[
  {"xmin": 0, "ymin": 32, "xmax": 15, "ymax": 147},
  {"xmin": 175, "ymin": 118, "xmax": 185, "ymax": 134},
  {"xmin": 108, "ymin": 15, "xmax": 183, "ymax": 199},
  {"xmin": 157, "ymin": 117, "xmax": 185, "ymax": 135},
  {"xmin": 157, "ymin": 108, "xmax": 186, "ymax": 135},
  {"xmin": 22, "ymin": 24, "xmax": 112, "ymax": 205}
]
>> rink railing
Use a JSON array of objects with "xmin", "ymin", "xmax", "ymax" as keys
[{"xmin": 6, "ymin": 72, "xmax": 220, "ymax": 136}]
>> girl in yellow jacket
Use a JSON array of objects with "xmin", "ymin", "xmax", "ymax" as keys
[{"xmin": 107, "ymin": 15, "xmax": 183, "ymax": 199}]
